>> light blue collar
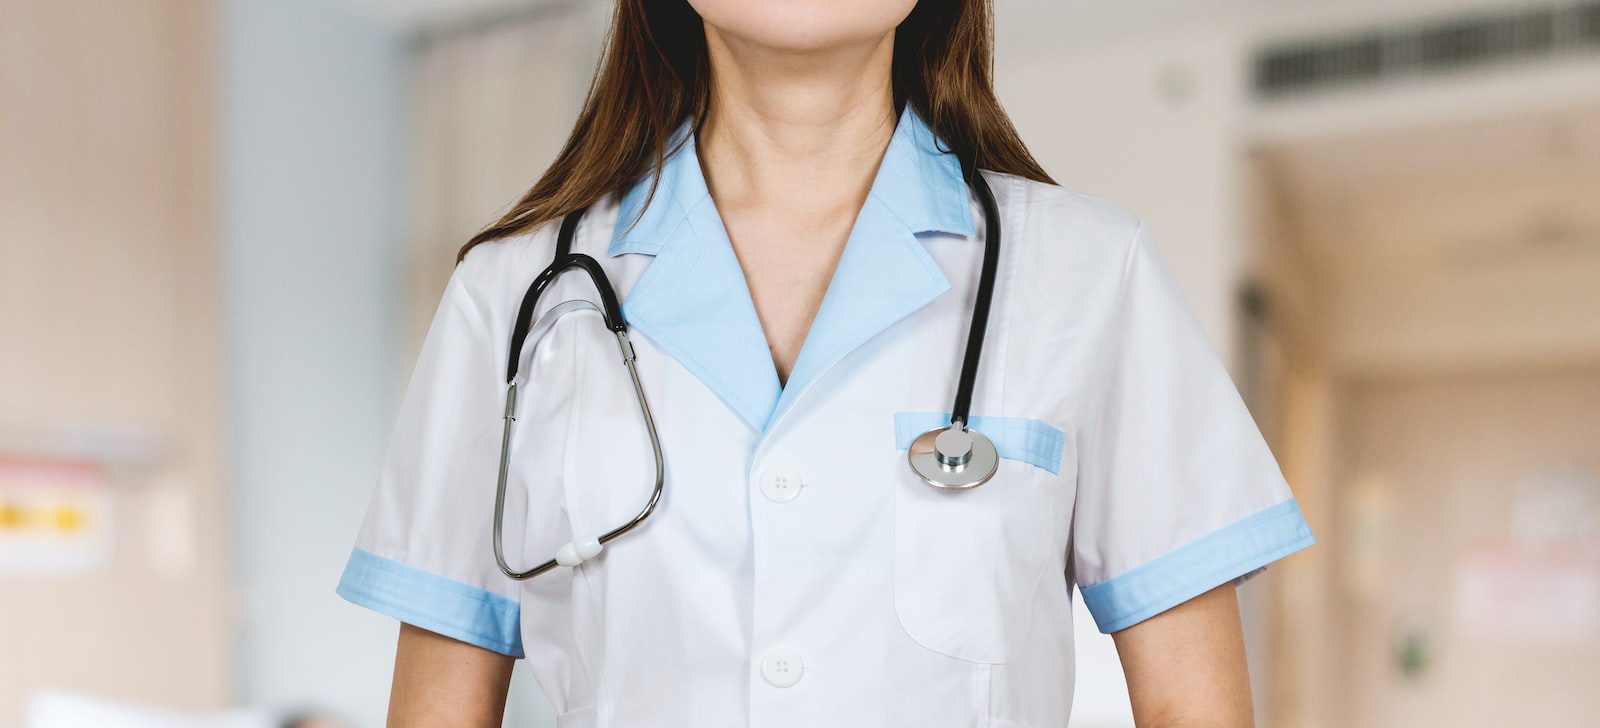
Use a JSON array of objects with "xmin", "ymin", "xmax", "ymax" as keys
[{"xmin": 607, "ymin": 106, "xmax": 975, "ymax": 433}]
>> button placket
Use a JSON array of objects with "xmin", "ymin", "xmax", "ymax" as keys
[{"xmin": 752, "ymin": 455, "xmax": 807, "ymax": 702}]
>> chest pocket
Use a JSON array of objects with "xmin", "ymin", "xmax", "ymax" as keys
[{"xmin": 892, "ymin": 412, "xmax": 1067, "ymax": 664}]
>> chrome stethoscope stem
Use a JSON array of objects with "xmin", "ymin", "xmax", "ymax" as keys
[
  {"xmin": 601, "ymin": 332, "xmax": 665, "ymax": 544},
  {"xmin": 493, "ymin": 380, "xmax": 554, "ymax": 579}
]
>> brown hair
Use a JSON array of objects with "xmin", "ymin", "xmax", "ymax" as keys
[{"xmin": 458, "ymin": 0, "xmax": 1053, "ymax": 261}]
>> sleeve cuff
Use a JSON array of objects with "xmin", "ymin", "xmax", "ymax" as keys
[
  {"xmin": 1079, "ymin": 499, "xmax": 1314, "ymax": 634},
  {"xmin": 336, "ymin": 548, "xmax": 524, "ymax": 657}
]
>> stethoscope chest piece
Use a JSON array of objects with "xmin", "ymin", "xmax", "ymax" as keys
[{"xmin": 907, "ymin": 424, "xmax": 998, "ymax": 491}]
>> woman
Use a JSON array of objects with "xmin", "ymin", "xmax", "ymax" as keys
[{"xmin": 338, "ymin": 1, "xmax": 1313, "ymax": 725}]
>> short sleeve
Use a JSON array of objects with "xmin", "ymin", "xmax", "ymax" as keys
[
  {"xmin": 1072, "ymin": 222, "xmax": 1313, "ymax": 634},
  {"xmin": 335, "ymin": 263, "xmax": 524, "ymax": 657}
]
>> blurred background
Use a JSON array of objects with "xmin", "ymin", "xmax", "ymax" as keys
[{"xmin": 2, "ymin": 0, "xmax": 1598, "ymax": 726}]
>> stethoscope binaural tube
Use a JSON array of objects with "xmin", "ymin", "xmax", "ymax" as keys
[
  {"xmin": 905, "ymin": 169, "xmax": 1003, "ymax": 491},
  {"xmin": 504, "ymin": 211, "xmax": 628, "ymax": 380},
  {"xmin": 492, "ymin": 208, "xmax": 665, "ymax": 581}
]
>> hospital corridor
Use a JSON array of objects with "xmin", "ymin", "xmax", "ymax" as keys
[{"xmin": 3, "ymin": 1, "xmax": 1599, "ymax": 726}]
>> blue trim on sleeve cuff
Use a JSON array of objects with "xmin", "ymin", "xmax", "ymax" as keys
[
  {"xmin": 894, "ymin": 412, "xmax": 1065, "ymax": 474},
  {"xmin": 1079, "ymin": 499, "xmax": 1314, "ymax": 634},
  {"xmin": 336, "ymin": 548, "xmax": 524, "ymax": 657}
]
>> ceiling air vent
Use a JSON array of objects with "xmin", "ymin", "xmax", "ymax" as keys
[{"xmin": 1253, "ymin": 2, "xmax": 1600, "ymax": 98}]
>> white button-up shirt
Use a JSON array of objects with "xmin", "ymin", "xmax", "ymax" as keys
[{"xmin": 338, "ymin": 107, "xmax": 1313, "ymax": 727}]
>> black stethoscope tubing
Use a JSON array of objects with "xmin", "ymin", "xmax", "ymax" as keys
[
  {"xmin": 504, "ymin": 210, "xmax": 626, "ymax": 383},
  {"xmin": 950, "ymin": 169, "xmax": 1000, "ymax": 428}
]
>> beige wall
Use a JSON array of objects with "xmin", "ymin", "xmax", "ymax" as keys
[
  {"xmin": 1332, "ymin": 366, "xmax": 1600, "ymax": 727},
  {"xmin": 0, "ymin": 0, "xmax": 228, "ymax": 723},
  {"xmin": 1249, "ymin": 57, "xmax": 1600, "ymax": 726},
  {"xmin": 409, "ymin": 2, "xmax": 608, "ymax": 339}
]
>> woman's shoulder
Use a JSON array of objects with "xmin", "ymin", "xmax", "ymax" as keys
[
  {"xmin": 982, "ymin": 171, "xmax": 1145, "ymax": 273},
  {"xmin": 455, "ymin": 194, "xmax": 629, "ymax": 282},
  {"xmin": 451, "ymin": 214, "xmax": 570, "ymax": 301}
]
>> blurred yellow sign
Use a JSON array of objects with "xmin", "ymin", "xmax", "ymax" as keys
[{"xmin": 0, "ymin": 458, "xmax": 112, "ymax": 573}]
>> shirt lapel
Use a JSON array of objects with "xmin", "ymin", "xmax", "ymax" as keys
[
  {"xmin": 767, "ymin": 107, "xmax": 974, "ymax": 429},
  {"xmin": 608, "ymin": 107, "xmax": 975, "ymax": 434},
  {"xmin": 609, "ymin": 133, "xmax": 782, "ymax": 432}
]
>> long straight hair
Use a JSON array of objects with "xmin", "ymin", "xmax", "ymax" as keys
[{"xmin": 458, "ymin": 0, "xmax": 1053, "ymax": 261}]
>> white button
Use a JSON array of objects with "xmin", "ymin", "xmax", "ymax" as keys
[
  {"xmin": 760, "ymin": 647, "xmax": 804, "ymax": 688},
  {"xmin": 758, "ymin": 466, "xmax": 803, "ymax": 503}
]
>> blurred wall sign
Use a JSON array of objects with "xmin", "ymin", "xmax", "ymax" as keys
[
  {"xmin": 1454, "ymin": 464, "xmax": 1600, "ymax": 644},
  {"xmin": 0, "ymin": 457, "xmax": 113, "ymax": 573},
  {"xmin": 1453, "ymin": 545, "xmax": 1600, "ymax": 644}
]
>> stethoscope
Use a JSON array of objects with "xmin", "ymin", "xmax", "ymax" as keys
[{"xmin": 493, "ymin": 167, "xmax": 1003, "ymax": 580}]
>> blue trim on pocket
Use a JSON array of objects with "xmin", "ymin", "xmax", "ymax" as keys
[
  {"xmin": 1079, "ymin": 499, "xmax": 1314, "ymax": 634},
  {"xmin": 336, "ymin": 548, "xmax": 524, "ymax": 657},
  {"xmin": 893, "ymin": 412, "xmax": 1065, "ymax": 474}
]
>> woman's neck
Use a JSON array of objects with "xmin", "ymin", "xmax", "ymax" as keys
[{"xmin": 696, "ymin": 27, "xmax": 898, "ymax": 218}]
